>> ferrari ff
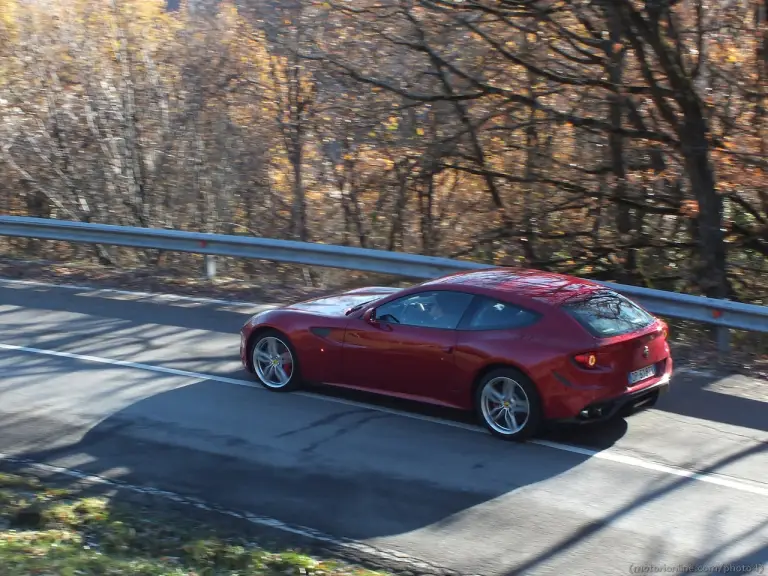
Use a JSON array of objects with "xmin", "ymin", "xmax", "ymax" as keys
[{"xmin": 240, "ymin": 267, "xmax": 672, "ymax": 440}]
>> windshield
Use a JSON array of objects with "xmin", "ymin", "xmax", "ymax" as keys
[
  {"xmin": 345, "ymin": 298, "xmax": 377, "ymax": 315},
  {"xmin": 561, "ymin": 290, "xmax": 655, "ymax": 337}
]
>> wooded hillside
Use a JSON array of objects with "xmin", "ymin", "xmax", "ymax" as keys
[{"xmin": 0, "ymin": 0, "xmax": 765, "ymax": 301}]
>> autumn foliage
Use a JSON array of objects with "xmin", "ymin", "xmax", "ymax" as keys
[{"xmin": 0, "ymin": 0, "xmax": 765, "ymax": 302}]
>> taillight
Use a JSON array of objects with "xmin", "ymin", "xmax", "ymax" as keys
[{"xmin": 573, "ymin": 352, "xmax": 598, "ymax": 369}]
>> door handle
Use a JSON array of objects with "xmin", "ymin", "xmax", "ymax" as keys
[{"xmin": 442, "ymin": 345, "xmax": 453, "ymax": 353}]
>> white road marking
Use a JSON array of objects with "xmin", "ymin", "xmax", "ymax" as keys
[
  {"xmin": 0, "ymin": 453, "xmax": 454, "ymax": 575},
  {"xmin": 1, "ymin": 342, "xmax": 767, "ymax": 497},
  {"xmin": 0, "ymin": 342, "xmax": 256, "ymax": 386}
]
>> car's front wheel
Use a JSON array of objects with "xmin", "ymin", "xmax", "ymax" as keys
[
  {"xmin": 250, "ymin": 329, "xmax": 302, "ymax": 392},
  {"xmin": 474, "ymin": 367, "xmax": 543, "ymax": 441}
]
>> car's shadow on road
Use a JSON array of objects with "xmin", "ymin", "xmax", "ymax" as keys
[
  {"xmin": 3, "ymin": 368, "xmax": 631, "ymax": 542},
  {"xmin": 653, "ymin": 371, "xmax": 768, "ymax": 433},
  {"xmin": 303, "ymin": 380, "xmax": 634, "ymax": 448}
]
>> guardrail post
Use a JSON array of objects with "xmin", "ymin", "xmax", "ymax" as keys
[
  {"xmin": 204, "ymin": 254, "xmax": 216, "ymax": 280},
  {"xmin": 716, "ymin": 325, "xmax": 730, "ymax": 355}
]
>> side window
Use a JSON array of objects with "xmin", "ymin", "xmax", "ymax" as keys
[
  {"xmin": 374, "ymin": 290, "xmax": 474, "ymax": 330},
  {"xmin": 463, "ymin": 297, "xmax": 540, "ymax": 331}
]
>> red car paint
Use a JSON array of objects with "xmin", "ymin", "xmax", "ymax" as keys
[{"xmin": 240, "ymin": 268, "xmax": 672, "ymax": 423}]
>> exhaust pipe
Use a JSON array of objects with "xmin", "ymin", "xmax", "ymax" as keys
[{"xmin": 579, "ymin": 406, "xmax": 604, "ymax": 419}]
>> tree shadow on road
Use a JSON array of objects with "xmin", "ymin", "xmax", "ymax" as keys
[
  {"xmin": 1, "ymin": 280, "xmax": 766, "ymax": 435},
  {"xmin": 2, "ymin": 282, "xmax": 768, "ymax": 574},
  {"xmin": 3, "ymin": 384, "xmax": 766, "ymax": 575},
  {"xmin": 0, "ymin": 348, "xmax": 629, "ymax": 574},
  {"xmin": 654, "ymin": 371, "xmax": 768, "ymax": 433},
  {"xmin": 0, "ymin": 282, "xmax": 260, "ymax": 334}
]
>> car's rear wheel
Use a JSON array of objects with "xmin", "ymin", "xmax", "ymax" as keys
[
  {"xmin": 474, "ymin": 367, "xmax": 543, "ymax": 441},
  {"xmin": 250, "ymin": 330, "xmax": 302, "ymax": 392}
]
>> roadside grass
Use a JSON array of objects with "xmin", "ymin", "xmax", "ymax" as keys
[{"xmin": 0, "ymin": 472, "xmax": 387, "ymax": 576}]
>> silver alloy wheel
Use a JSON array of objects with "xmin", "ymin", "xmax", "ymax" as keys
[
  {"xmin": 480, "ymin": 376, "xmax": 531, "ymax": 435},
  {"xmin": 253, "ymin": 336, "xmax": 294, "ymax": 388}
]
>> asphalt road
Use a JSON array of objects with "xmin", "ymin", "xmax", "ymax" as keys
[{"xmin": 0, "ymin": 279, "xmax": 766, "ymax": 575}]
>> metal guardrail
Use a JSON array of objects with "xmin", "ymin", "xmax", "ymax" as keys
[{"xmin": 0, "ymin": 215, "xmax": 766, "ymax": 352}]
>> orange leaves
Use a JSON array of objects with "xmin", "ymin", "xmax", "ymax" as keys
[{"xmin": 680, "ymin": 200, "xmax": 699, "ymax": 218}]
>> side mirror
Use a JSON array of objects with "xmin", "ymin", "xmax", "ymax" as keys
[{"xmin": 363, "ymin": 308, "xmax": 377, "ymax": 324}]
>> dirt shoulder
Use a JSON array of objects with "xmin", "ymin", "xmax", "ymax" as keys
[{"xmin": 0, "ymin": 257, "xmax": 354, "ymax": 305}]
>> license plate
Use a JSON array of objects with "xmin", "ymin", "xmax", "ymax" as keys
[{"xmin": 628, "ymin": 364, "xmax": 655, "ymax": 385}]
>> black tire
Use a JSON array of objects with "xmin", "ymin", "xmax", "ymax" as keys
[
  {"xmin": 249, "ymin": 329, "xmax": 303, "ymax": 392},
  {"xmin": 474, "ymin": 367, "xmax": 544, "ymax": 441}
]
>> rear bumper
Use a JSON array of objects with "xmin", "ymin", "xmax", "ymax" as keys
[{"xmin": 552, "ymin": 373, "xmax": 671, "ymax": 424}]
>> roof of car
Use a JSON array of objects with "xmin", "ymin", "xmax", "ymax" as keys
[{"xmin": 420, "ymin": 267, "xmax": 606, "ymax": 306}]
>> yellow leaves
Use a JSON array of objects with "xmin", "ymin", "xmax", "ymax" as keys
[
  {"xmin": 712, "ymin": 43, "xmax": 746, "ymax": 66},
  {"xmin": 229, "ymin": 106, "xmax": 256, "ymax": 127},
  {"xmin": 130, "ymin": 0, "xmax": 168, "ymax": 21},
  {"xmin": 416, "ymin": 127, "xmax": 424, "ymax": 136},
  {"xmin": 217, "ymin": 0, "xmax": 240, "ymax": 20},
  {"xmin": 0, "ymin": 0, "xmax": 19, "ymax": 36}
]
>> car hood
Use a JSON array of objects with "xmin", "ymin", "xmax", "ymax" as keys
[{"xmin": 282, "ymin": 286, "xmax": 401, "ymax": 317}]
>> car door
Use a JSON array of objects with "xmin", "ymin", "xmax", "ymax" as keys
[{"xmin": 341, "ymin": 290, "xmax": 475, "ymax": 402}]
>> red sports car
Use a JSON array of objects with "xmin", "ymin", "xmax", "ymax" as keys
[{"xmin": 240, "ymin": 267, "xmax": 672, "ymax": 440}]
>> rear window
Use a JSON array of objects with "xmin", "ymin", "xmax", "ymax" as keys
[{"xmin": 561, "ymin": 290, "xmax": 655, "ymax": 337}]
